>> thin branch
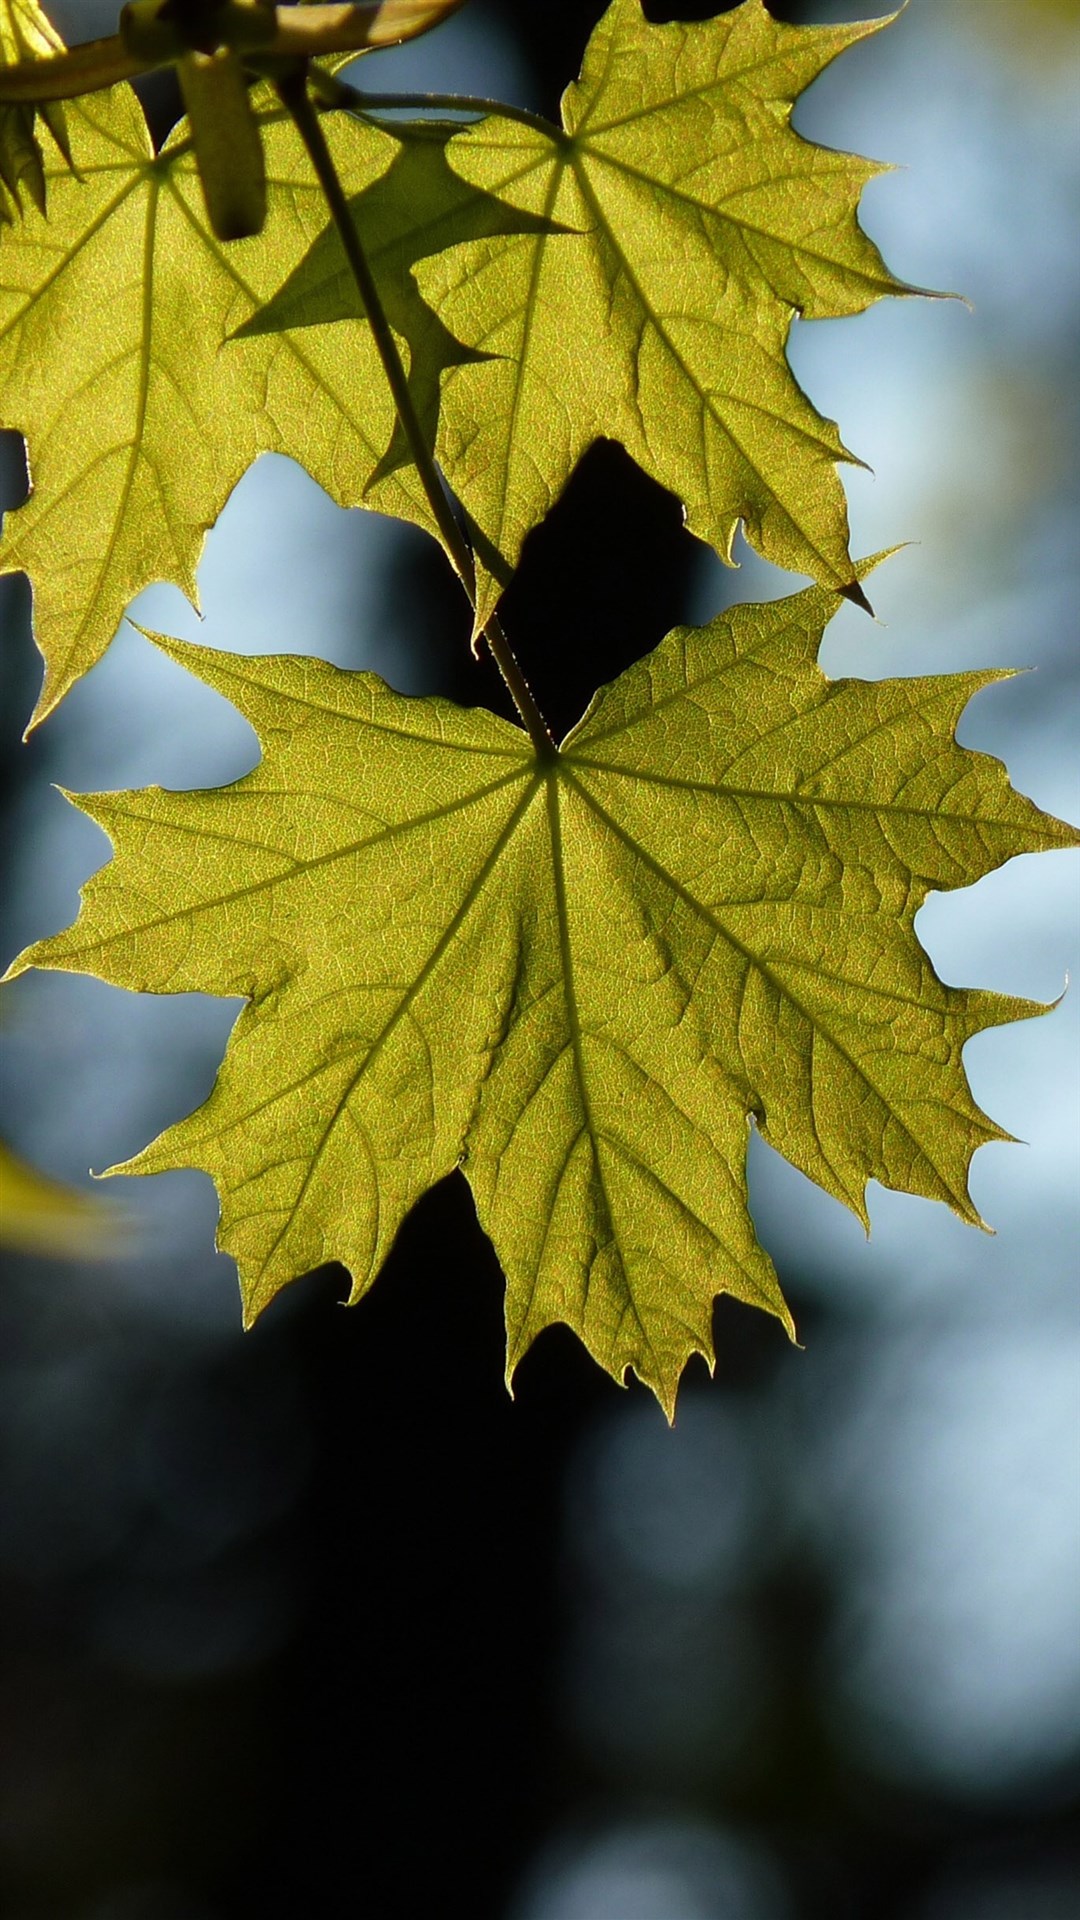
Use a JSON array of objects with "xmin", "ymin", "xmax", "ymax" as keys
[
  {"xmin": 0, "ymin": 34, "xmax": 144, "ymax": 103},
  {"xmin": 311, "ymin": 72, "xmax": 561, "ymax": 141},
  {"xmin": 277, "ymin": 66, "xmax": 554, "ymax": 757},
  {"xmin": 0, "ymin": 3, "xmax": 469, "ymax": 105}
]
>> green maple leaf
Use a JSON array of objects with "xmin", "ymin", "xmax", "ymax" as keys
[
  {"xmin": 0, "ymin": 0, "xmax": 72, "ymax": 223},
  {"xmin": 11, "ymin": 573, "xmax": 1077, "ymax": 1413},
  {"xmin": 0, "ymin": 76, "xmax": 481, "ymax": 726},
  {"xmin": 412, "ymin": 0, "xmax": 918, "ymax": 629}
]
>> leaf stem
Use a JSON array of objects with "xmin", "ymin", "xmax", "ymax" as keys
[
  {"xmin": 310, "ymin": 71, "xmax": 560, "ymax": 141},
  {"xmin": 0, "ymin": 6, "xmax": 472, "ymax": 104},
  {"xmin": 277, "ymin": 66, "xmax": 554, "ymax": 757}
]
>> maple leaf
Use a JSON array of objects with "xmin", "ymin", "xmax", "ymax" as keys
[
  {"xmin": 10, "ymin": 573, "xmax": 1077, "ymax": 1413},
  {"xmin": 0, "ymin": 0, "xmax": 72, "ymax": 223},
  {"xmin": 0, "ymin": 76, "xmax": 488, "ymax": 727},
  {"xmin": 411, "ymin": 0, "xmax": 918, "ymax": 630}
]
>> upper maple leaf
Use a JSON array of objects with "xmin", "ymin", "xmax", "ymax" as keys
[
  {"xmin": 244, "ymin": 0, "xmax": 923, "ymax": 628},
  {"xmin": 11, "ymin": 573, "xmax": 1076, "ymax": 1413},
  {"xmin": 0, "ymin": 68, "xmax": 537, "ymax": 725},
  {"xmin": 0, "ymin": 76, "xmax": 400, "ymax": 725},
  {"xmin": 414, "ymin": 0, "xmax": 920, "ymax": 629}
]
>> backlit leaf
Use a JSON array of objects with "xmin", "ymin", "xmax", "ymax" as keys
[
  {"xmin": 0, "ymin": 78, "xmax": 515, "ymax": 726},
  {"xmin": 0, "ymin": 78, "xmax": 402, "ymax": 724},
  {"xmin": 416, "ymin": 0, "xmax": 920, "ymax": 628},
  {"xmin": 12, "ymin": 573, "xmax": 1076, "ymax": 1413}
]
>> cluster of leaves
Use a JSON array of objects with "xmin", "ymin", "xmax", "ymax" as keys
[{"xmin": 0, "ymin": 0, "xmax": 1075, "ymax": 1410}]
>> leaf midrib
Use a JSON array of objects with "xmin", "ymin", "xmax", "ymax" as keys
[
  {"xmin": 543, "ymin": 767, "xmax": 663, "ymax": 1374},
  {"xmin": 576, "ymin": 33, "xmax": 850, "ymax": 141},
  {"xmin": 65, "ymin": 172, "xmax": 160, "ymax": 663},
  {"xmin": 249, "ymin": 774, "xmax": 543, "ymax": 1283},
  {"xmin": 580, "ymin": 141, "xmax": 893, "ymax": 298},
  {"xmin": 63, "ymin": 764, "xmax": 531, "ymax": 963},
  {"xmin": 568, "ymin": 754, "xmax": 1057, "ymax": 837}
]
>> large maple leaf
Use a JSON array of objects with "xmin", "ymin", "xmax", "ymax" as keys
[
  {"xmin": 415, "ymin": 0, "xmax": 918, "ymax": 630},
  {"xmin": 11, "ymin": 575, "xmax": 1076, "ymax": 1413}
]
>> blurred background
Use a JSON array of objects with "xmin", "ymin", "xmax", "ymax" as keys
[{"xmin": 1, "ymin": 1, "xmax": 1077, "ymax": 1915}]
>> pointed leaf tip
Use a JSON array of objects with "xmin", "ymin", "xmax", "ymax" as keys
[{"xmin": 841, "ymin": 577, "xmax": 876, "ymax": 616}]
